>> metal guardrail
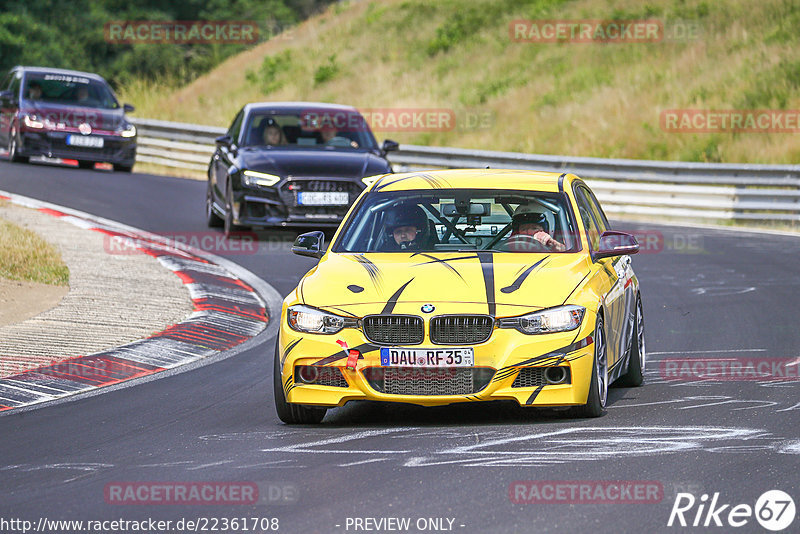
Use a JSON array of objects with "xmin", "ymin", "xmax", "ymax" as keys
[{"xmin": 132, "ymin": 118, "xmax": 800, "ymax": 224}]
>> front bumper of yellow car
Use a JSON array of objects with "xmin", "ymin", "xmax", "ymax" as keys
[{"xmin": 277, "ymin": 310, "xmax": 597, "ymax": 408}]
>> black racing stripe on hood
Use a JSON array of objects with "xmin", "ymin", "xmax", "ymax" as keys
[
  {"xmin": 381, "ymin": 278, "xmax": 415, "ymax": 314},
  {"xmin": 413, "ymin": 253, "xmax": 478, "ymax": 281},
  {"xmin": 281, "ymin": 338, "xmax": 303, "ymax": 365},
  {"xmin": 351, "ymin": 254, "xmax": 383, "ymax": 289},
  {"xmin": 500, "ymin": 256, "xmax": 550, "ymax": 294},
  {"xmin": 561, "ymin": 270, "xmax": 591, "ymax": 305},
  {"xmin": 525, "ymin": 385, "xmax": 546, "ymax": 405},
  {"xmin": 477, "ymin": 252, "xmax": 496, "ymax": 316},
  {"xmin": 313, "ymin": 342, "xmax": 379, "ymax": 366}
]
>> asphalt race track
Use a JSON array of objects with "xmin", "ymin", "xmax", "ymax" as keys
[{"xmin": 1, "ymin": 161, "xmax": 799, "ymax": 533}]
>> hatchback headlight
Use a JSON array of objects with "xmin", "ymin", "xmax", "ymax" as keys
[
  {"xmin": 22, "ymin": 114, "xmax": 44, "ymax": 129},
  {"xmin": 498, "ymin": 305, "xmax": 585, "ymax": 334},
  {"xmin": 243, "ymin": 170, "xmax": 281, "ymax": 187},
  {"xmin": 287, "ymin": 305, "xmax": 357, "ymax": 334}
]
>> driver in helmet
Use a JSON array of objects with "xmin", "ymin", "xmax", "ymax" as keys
[
  {"xmin": 381, "ymin": 203, "xmax": 429, "ymax": 251},
  {"xmin": 507, "ymin": 204, "xmax": 566, "ymax": 252}
]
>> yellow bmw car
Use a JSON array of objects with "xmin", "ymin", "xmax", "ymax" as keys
[{"xmin": 274, "ymin": 169, "xmax": 645, "ymax": 423}]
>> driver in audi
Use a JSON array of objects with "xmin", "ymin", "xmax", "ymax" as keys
[{"xmin": 506, "ymin": 204, "xmax": 566, "ymax": 252}]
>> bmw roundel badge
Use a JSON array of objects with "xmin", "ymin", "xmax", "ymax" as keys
[{"xmin": 421, "ymin": 304, "xmax": 435, "ymax": 313}]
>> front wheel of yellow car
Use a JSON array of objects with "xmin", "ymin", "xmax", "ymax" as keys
[
  {"xmin": 573, "ymin": 315, "xmax": 607, "ymax": 418},
  {"xmin": 273, "ymin": 339, "xmax": 327, "ymax": 424},
  {"xmin": 618, "ymin": 296, "xmax": 645, "ymax": 387}
]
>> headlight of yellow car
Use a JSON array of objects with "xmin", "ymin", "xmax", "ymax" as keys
[
  {"xmin": 498, "ymin": 305, "xmax": 585, "ymax": 334},
  {"xmin": 287, "ymin": 305, "xmax": 358, "ymax": 334}
]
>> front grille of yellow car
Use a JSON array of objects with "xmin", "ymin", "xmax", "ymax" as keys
[
  {"xmin": 362, "ymin": 367, "xmax": 495, "ymax": 396},
  {"xmin": 363, "ymin": 315, "xmax": 424, "ymax": 345},
  {"xmin": 429, "ymin": 315, "xmax": 494, "ymax": 344}
]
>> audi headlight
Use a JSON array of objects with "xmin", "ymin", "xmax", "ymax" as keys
[
  {"xmin": 120, "ymin": 123, "xmax": 136, "ymax": 138},
  {"xmin": 498, "ymin": 305, "xmax": 585, "ymax": 334},
  {"xmin": 243, "ymin": 170, "xmax": 281, "ymax": 188},
  {"xmin": 287, "ymin": 305, "xmax": 357, "ymax": 334}
]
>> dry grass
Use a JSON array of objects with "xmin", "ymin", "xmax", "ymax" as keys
[
  {"xmin": 0, "ymin": 218, "xmax": 70, "ymax": 285},
  {"xmin": 132, "ymin": 162, "xmax": 206, "ymax": 181},
  {"xmin": 119, "ymin": 0, "xmax": 800, "ymax": 163}
]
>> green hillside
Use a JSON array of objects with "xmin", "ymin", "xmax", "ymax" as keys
[{"xmin": 120, "ymin": 0, "xmax": 800, "ymax": 164}]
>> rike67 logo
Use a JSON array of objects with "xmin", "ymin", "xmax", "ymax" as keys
[{"xmin": 668, "ymin": 490, "xmax": 795, "ymax": 531}]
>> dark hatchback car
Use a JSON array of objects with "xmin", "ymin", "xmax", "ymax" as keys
[
  {"xmin": 206, "ymin": 102, "xmax": 397, "ymax": 235},
  {"xmin": 0, "ymin": 66, "xmax": 137, "ymax": 171}
]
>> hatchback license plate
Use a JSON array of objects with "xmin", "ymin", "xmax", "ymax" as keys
[
  {"xmin": 380, "ymin": 347, "xmax": 474, "ymax": 367},
  {"xmin": 67, "ymin": 135, "xmax": 103, "ymax": 148}
]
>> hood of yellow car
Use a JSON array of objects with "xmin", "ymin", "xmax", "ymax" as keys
[{"xmin": 299, "ymin": 252, "xmax": 591, "ymax": 318}]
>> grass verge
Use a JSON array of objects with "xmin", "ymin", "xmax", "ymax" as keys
[{"xmin": 0, "ymin": 217, "xmax": 70, "ymax": 285}]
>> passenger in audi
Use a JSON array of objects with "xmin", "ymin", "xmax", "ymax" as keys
[{"xmin": 262, "ymin": 119, "xmax": 287, "ymax": 146}]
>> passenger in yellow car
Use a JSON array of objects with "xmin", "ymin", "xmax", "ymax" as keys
[{"xmin": 506, "ymin": 204, "xmax": 566, "ymax": 252}]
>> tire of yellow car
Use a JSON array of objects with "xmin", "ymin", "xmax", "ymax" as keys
[
  {"xmin": 618, "ymin": 296, "xmax": 645, "ymax": 387},
  {"xmin": 573, "ymin": 314, "xmax": 607, "ymax": 418},
  {"xmin": 273, "ymin": 338, "xmax": 327, "ymax": 424}
]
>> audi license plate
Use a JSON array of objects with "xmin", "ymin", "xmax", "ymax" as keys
[
  {"xmin": 66, "ymin": 135, "xmax": 104, "ymax": 148},
  {"xmin": 380, "ymin": 347, "xmax": 474, "ymax": 367},
  {"xmin": 297, "ymin": 192, "xmax": 349, "ymax": 205}
]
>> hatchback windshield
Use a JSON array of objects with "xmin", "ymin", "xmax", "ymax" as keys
[
  {"xmin": 334, "ymin": 189, "xmax": 580, "ymax": 253},
  {"xmin": 24, "ymin": 73, "xmax": 119, "ymax": 110},
  {"xmin": 241, "ymin": 110, "xmax": 378, "ymax": 150}
]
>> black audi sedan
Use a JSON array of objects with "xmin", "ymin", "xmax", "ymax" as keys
[
  {"xmin": 0, "ymin": 66, "xmax": 137, "ymax": 171},
  {"xmin": 206, "ymin": 102, "xmax": 397, "ymax": 235}
]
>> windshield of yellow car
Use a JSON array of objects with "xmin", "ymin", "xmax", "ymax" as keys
[{"xmin": 333, "ymin": 189, "xmax": 581, "ymax": 253}]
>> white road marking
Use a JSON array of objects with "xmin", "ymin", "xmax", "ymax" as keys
[
  {"xmin": 776, "ymin": 402, "xmax": 800, "ymax": 412},
  {"xmin": 186, "ymin": 460, "xmax": 233, "ymax": 470},
  {"xmin": 338, "ymin": 458, "xmax": 389, "ymax": 467},
  {"xmin": 260, "ymin": 427, "xmax": 417, "ymax": 454},
  {"xmin": 649, "ymin": 349, "xmax": 766, "ymax": 355}
]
